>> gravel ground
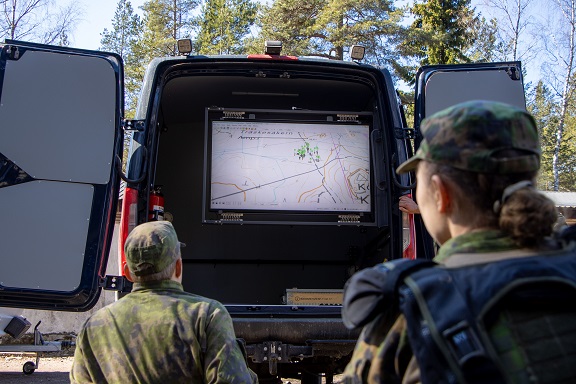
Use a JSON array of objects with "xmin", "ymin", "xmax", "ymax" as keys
[
  {"xmin": 0, "ymin": 333, "xmax": 75, "ymax": 383},
  {"xmin": 0, "ymin": 353, "xmax": 344, "ymax": 384},
  {"xmin": 0, "ymin": 354, "xmax": 73, "ymax": 383}
]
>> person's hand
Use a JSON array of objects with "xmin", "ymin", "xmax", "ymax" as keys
[{"xmin": 399, "ymin": 195, "xmax": 420, "ymax": 214}]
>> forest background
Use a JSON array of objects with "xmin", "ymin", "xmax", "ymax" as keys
[{"xmin": 1, "ymin": 0, "xmax": 574, "ymax": 192}]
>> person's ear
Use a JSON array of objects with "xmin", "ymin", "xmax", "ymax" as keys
[
  {"xmin": 123, "ymin": 263, "xmax": 134, "ymax": 282},
  {"xmin": 430, "ymin": 174, "xmax": 451, "ymax": 213},
  {"xmin": 174, "ymin": 258, "xmax": 183, "ymax": 279}
]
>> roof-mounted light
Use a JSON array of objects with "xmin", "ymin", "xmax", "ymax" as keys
[
  {"xmin": 350, "ymin": 45, "xmax": 365, "ymax": 61},
  {"xmin": 264, "ymin": 41, "xmax": 282, "ymax": 55},
  {"xmin": 177, "ymin": 39, "xmax": 192, "ymax": 55}
]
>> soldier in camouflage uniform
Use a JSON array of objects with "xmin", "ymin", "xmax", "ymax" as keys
[
  {"xmin": 70, "ymin": 221, "xmax": 258, "ymax": 384},
  {"xmin": 342, "ymin": 100, "xmax": 568, "ymax": 383}
]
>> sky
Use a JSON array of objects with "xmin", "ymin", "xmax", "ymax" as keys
[{"xmin": 69, "ymin": 0, "xmax": 146, "ymax": 50}]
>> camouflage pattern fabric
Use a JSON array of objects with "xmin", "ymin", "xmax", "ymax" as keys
[
  {"xmin": 396, "ymin": 100, "xmax": 540, "ymax": 174},
  {"xmin": 70, "ymin": 280, "xmax": 258, "ymax": 384},
  {"xmin": 342, "ymin": 230, "xmax": 519, "ymax": 384},
  {"xmin": 124, "ymin": 221, "xmax": 184, "ymax": 276}
]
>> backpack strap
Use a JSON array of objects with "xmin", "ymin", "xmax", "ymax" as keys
[
  {"xmin": 399, "ymin": 249, "xmax": 576, "ymax": 384},
  {"xmin": 400, "ymin": 268, "xmax": 506, "ymax": 384},
  {"xmin": 342, "ymin": 258, "xmax": 436, "ymax": 330}
]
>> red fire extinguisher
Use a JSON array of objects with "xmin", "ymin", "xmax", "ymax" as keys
[{"xmin": 149, "ymin": 185, "xmax": 165, "ymax": 221}]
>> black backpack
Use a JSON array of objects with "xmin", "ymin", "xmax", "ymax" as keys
[{"xmin": 342, "ymin": 226, "xmax": 576, "ymax": 384}]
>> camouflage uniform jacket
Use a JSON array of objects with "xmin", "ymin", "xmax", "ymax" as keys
[
  {"xmin": 70, "ymin": 280, "xmax": 258, "ymax": 384},
  {"xmin": 342, "ymin": 230, "xmax": 518, "ymax": 384}
]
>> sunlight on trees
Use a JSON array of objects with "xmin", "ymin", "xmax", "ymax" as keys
[{"xmin": 5, "ymin": 0, "xmax": 574, "ymax": 191}]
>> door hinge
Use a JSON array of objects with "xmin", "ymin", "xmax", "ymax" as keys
[
  {"xmin": 100, "ymin": 275, "xmax": 133, "ymax": 293},
  {"xmin": 5, "ymin": 46, "xmax": 21, "ymax": 60},
  {"xmin": 122, "ymin": 119, "xmax": 145, "ymax": 131},
  {"xmin": 395, "ymin": 127, "xmax": 416, "ymax": 140},
  {"xmin": 506, "ymin": 65, "xmax": 521, "ymax": 81}
]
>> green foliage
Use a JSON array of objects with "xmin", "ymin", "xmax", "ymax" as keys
[
  {"xmin": 256, "ymin": 0, "xmax": 327, "ymax": 57},
  {"xmin": 397, "ymin": 0, "xmax": 480, "ymax": 83},
  {"xmin": 413, "ymin": 0, "xmax": 476, "ymax": 64},
  {"xmin": 127, "ymin": 0, "xmax": 199, "ymax": 115},
  {"xmin": 466, "ymin": 17, "xmax": 504, "ymax": 63},
  {"xmin": 528, "ymin": 81, "xmax": 559, "ymax": 190},
  {"xmin": 527, "ymin": 81, "xmax": 576, "ymax": 192},
  {"xmin": 134, "ymin": 0, "xmax": 198, "ymax": 59},
  {"xmin": 100, "ymin": 0, "xmax": 143, "ymax": 118},
  {"xmin": 93, "ymin": 0, "xmax": 574, "ymax": 187},
  {"xmin": 256, "ymin": 0, "xmax": 404, "ymax": 66},
  {"xmin": 194, "ymin": 0, "xmax": 257, "ymax": 54},
  {"xmin": 559, "ymin": 112, "xmax": 576, "ymax": 191},
  {"xmin": 101, "ymin": 0, "xmax": 142, "ymax": 57}
]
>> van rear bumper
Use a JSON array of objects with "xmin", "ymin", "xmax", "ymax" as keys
[{"xmin": 232, "ymin": 317, "xmax": 358, "ymax": 345}]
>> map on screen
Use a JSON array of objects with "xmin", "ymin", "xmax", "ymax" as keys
[{"xmin": 209, "ymin": 120, "xmax": 371, "ymax": 212}]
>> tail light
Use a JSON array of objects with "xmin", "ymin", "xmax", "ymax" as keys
[
  {"xmin": 402, "ymin": 211, "xmax": 417, "ymax": 259},
  {"xmin": 119, "ymin": 187, "xmax": 138, "ymax": 276}
]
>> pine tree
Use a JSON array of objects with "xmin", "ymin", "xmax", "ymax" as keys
[
  {"xmin": 194, "ymin": 0, "xmax": 257, "ymax": 55},
  {"xmin": 255, "ymin": 0, "xmax": 404, "ymax": 66},
  {"xmin": 133, "ymin": 0, "xmax": 199, "ymax": 61},
  {"xmin": 100, "ymin": 0, "xmax": 143, "ymax": 118},
  {"xmin": 528, "ymin": 81, "xmax": 560, "ymax": 190},
  {"xmin": 101, "ymin": 0, "xmax": 142, "ymax": 57},
  {"xmin": 128, "ymin": 0, "xmax": 200, "ymax": 116},
  {"xmin": 528, "ymin": 80, "xmax": 575, "ymax": 192},
  {"xmin": 254, "ymin": 0, "xmax": 325, "ymax": 57},
  {"xmin": 402, "ymin": 0, "xmax": 477, "ymax": 65}
]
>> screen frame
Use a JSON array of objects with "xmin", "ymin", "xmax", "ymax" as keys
[{"xmin": 202, "ymin": 107, "xmax": 376, "ymax": 226}]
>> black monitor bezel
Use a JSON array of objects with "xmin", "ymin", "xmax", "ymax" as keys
[{"xmin": 202, "ymin": 107, "xmax": 376, "ymax": 226}]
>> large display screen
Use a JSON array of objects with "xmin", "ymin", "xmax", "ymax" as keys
[{"xmin": 203, "ymin": 109, "xmax": 373, "ymax": 224}]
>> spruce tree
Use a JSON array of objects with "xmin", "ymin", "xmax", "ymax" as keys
[
  {"xmin": 194, "ymin": 0, "xmax": 257, "ymax": 55},
  {"xmin": 407, "ymin": 0, "xmax": 476, "ymax": 65}
]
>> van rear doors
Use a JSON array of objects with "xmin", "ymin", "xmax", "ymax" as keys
[{"xmin": 0, "ymin": 41, "xmax": 123, "ymax": 311}]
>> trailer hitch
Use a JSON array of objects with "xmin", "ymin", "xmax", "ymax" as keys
[{"xmin": 246, "ymin": 341, "xmax": 313, "ymax": 376}]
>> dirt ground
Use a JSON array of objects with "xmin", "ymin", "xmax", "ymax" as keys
[
  {"xmin": 0, "ymin": 354, "xmax": 73, "ymax": 383},
  {"xmin": 0, "ymin": 352, "xmax": 344, "ymax": 384}
]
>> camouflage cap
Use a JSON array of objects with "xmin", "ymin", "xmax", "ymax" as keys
[
  {"xmin": 396, "ymin": 100, "xmax": 540, "ymax": 174},
  {"xmin": 125, "ymin": 221, "xmax": 184, "ymax": 276}
]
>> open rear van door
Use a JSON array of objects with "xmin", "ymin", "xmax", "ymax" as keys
[
  {"xmin": 0, "ymin": 41, "xmax": 124, "ymax": 311},
  {"xmin": 410, "ymin": 62, "xmax": 526, "ymax": 259},
  {"xmin": 414, "ymin": 61, "xmax": 526, "ymax": 130}
]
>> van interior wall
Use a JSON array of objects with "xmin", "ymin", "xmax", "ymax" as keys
[{"xmin": 153, "ymin": 72, "xmax": 391, "ymax": 304}]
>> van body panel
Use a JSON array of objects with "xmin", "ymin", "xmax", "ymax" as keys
[{"xmin": 0, "ymin": 41, "xmax": 124, "ymax": 310}]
